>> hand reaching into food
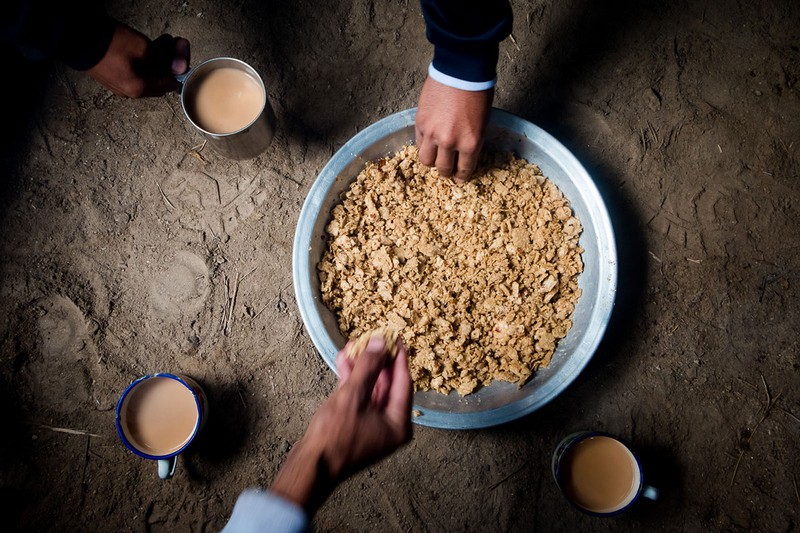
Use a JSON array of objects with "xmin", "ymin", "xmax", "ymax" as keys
[
  {"xmin": 415, "ymin": 77, "xmax": 493, "ymax": 184},
  {"xmin": 416, "ymin": 0, "xmax": 512, "ymax": 184},
  {"xmin": 268, "ymin": 335, "xmax": 413, "ymax": 514}
]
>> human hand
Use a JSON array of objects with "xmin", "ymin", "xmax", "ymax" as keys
[
  {"xmin": 86, "ymin": 22, "xmax": 190, "ymax": 98},
  {"xmin": 415, "ymin": 76, "xmax": 494, "ymax": 184},
  {"xmin": 321, "ymin": 337, "xmax": 413, "ymax": 476},
  {"xmin": 270, "ymin": 337, "xmax": 412, "ymax": 514}
]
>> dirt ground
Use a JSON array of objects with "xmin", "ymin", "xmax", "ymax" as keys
[{"xmin": 1, "ymin": 0, "xmax": 798, "ymax": 531}]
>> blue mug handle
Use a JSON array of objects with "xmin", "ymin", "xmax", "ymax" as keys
[{"xmin": 158, "ymin": 457, "xmax": 177, "ymax": 480}]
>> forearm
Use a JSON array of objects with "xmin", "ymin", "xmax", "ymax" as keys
[
  {"xmin": 269, "ymin": 436, "xmax": 335, "ymax": 516},
  {"xmin": 2, "ymin": 0, "xmax": 115, "ymax": 69},
  {"xmin": 224, "ymin": 344, "xmax": 411, "ymax": 532}
]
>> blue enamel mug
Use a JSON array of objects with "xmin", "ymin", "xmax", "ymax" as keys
[
  {"xmin": 552, "ymin": 431, "xmax": 659, "ymax": 516},
  {"xmin": 115, "ymin": 373, "xmax": 208, "ymax": 479}
]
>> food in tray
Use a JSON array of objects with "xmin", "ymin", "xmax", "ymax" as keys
[{"xmin": 319, "ymin": 145, "xmax": 584, "ymax": 396}]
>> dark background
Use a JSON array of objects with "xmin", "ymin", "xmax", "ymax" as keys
[{"xmin": 0, "ymin": 0, "xmax": 798, "ymax": 531}]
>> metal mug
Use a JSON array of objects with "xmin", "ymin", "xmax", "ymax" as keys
[
  {"xmin": 115, "ymin": 373, "xmax": 209, "ymax": 479},
  {"xmin": 177, "ymin": 57, "xmax": 276, "ymax": 160},
  {"xmin": 552, "ymin": 431, "xmax": 659, "ymax": 516}
]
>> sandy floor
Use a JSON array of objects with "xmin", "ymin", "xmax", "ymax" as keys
[{"xmin": 1, "ymin": 0, "xmax": 798, "ymax": 531}]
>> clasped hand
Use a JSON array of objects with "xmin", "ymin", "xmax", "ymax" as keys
[{"xmin": 87, "ymin": 22, "xmax": 190, "ymax": 98}]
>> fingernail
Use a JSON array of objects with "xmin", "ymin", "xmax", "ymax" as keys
[{"xmin": 171, "ymin": 57, "xmax": 188, "ymax": 75}]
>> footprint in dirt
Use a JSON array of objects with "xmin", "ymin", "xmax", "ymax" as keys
[
  {"xmin": 160, "ymin": 169, "xmax": 271, "ymax": 241},
  {"xmin": 27, "ymin": 295, "xmax": 93, "ymax": 412},
  {"xmin": 149, "ymin": 250, "xmax": 210, "ymax": 319}
]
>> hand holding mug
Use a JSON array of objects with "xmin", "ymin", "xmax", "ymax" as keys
[{"xmin": 87, "ymin": 22, "xmax": 190, "ymax": 98}]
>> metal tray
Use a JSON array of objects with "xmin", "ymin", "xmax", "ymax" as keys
[{"xmin": 292, "ymin": 108, "xmax": 617, "ymax": 429}]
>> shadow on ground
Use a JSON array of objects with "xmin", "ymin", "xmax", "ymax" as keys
[
  {"xmin": 183, "ymin": 379, "xmax": 254, "ymax": 481},
  {"xmin": 0, "ymin": 49, "xmax": 49, "ymax": 218}
]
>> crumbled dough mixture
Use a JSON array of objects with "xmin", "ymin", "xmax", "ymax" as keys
[
  {"xmin": 344, "ymin": 327, "xmax": 399, "ymax": 359},
  {"xmin": 318, "ymin": 145, "xmax": 584, "ymax": 396}
]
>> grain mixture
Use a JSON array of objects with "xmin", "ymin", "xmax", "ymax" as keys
[
  {"xmin": 318, "ymin": 145, "xmax": 584, "ymax": 395},
  {"xmin": 344, "ymin": 327, "xmax": 400, "ymax": 360}
]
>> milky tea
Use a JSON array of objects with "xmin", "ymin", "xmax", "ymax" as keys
[
  {"xmin": 552, "ymin": 432, "xmax": 658, "ymax": 516},
  {"xmin": 118, "ymin": 376, "xmax": 199, "ymax": 456},
  {"xmin": 560, "ymin": 436, "xmax": 639, "ymax": 513},
  {"xmin": 185, "ymin": 67, "xmax": 265, "ymax": 135},
  {"xmin": 179, "ymin": 57, "xmax": 275, "ymax": 160},
  {"xmin": 116, "ymin": 374, "xmax": 207, "ymax": 479}
]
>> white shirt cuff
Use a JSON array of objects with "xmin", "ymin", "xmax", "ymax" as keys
[
  {"xmin": 428, "ymin": 63, "xmax": 496, "ymax": 91},
  {"xmin": 220, "ymin": 488, "xmax": 310, "ymax": 533}
]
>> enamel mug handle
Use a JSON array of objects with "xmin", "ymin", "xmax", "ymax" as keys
[
  {"xmin": 158, "ymin": 457, "xmax": 177, "ymax": 480},
  {"xmin": 642, "ymin": 485, "xmax": 659, "ymax": 501}
]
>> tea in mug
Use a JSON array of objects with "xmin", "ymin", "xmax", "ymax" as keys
[
  {"xmin": 560, "ymin": 435, "xmax": 640, "ymax": 514},
  {"xmin": 186, "ymin": 67, "xmax": 265, "ymax": 134},
  {"xmin": 119, "ymin": 376, "xmax": 199, "ymax": 456}
]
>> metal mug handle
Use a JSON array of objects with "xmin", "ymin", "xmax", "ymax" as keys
[{"xmin": 158, "ymin": 457, "xmax": 177, "ymax": 480}]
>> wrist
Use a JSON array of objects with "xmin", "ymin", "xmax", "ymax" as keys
[{"xmin": 269, "ymin": 436, "xmax": 334, "ymax": 516}]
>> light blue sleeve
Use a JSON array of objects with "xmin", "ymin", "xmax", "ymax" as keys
[{"xmin": 219, "ymin": 488, "xmax": 310, "ymax": 533}]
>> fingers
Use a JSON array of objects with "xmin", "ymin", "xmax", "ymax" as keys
[
  {"xmin": 336, "ymin": 336, "xmax": 408, "ymax": 418},
  {"xmin": 385, "ymin": 342, "xmax": 413, "ymax": 435},
  {"xmin": 418, "ymin": 139, "xmax": 474, "ymax": 181},
  {"xmin": 149, "ymin": 34, "xmax": 178, "ymax": 74},
  {"xmin": 453, "ymin": 148, "xmax": 480, "ymax": 184},
  {"xmin": 335, "ymin": 346, "xmax": 355, "ymax": 387},
  {"xmin": 143, "ymin": 34, "xmax": 189, "ymax": 95},
  {"xmin": 417, "ymin": 134, "xmax": 437, "ymax": 168},
  {"xmin": 145, "ymin": 33, "xmax": 190, "ymax": 75},
  {"xmin": 172, "ymin": 37, "xmax": 191, "ymax": 74},
  {"xmin": 370, "ymin": 370, "xmax": 391, "ymax": 409},
  {"xmin": 434, "ymin": 145, "xmax": 456, "ymax": 178},
  {"xmin": 344, "ymin": 337, "xmax": 390, "ymax": 403},
  {"xmin": 416, "ymin": 126, "xmax": 455, "ymax": 178}
]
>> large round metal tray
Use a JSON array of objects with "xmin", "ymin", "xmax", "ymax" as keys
[{"xmin": 292, "ymin": 108, "xmax": 617, "ymax": 429}]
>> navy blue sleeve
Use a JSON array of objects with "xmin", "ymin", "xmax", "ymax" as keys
[
  {"xmin": 420, "ymin": 0, "xmax": 513, "ymax": 83},
  {"xmin": 1, "ymin": 0, "xmax": 115, "ymax": 70}
]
